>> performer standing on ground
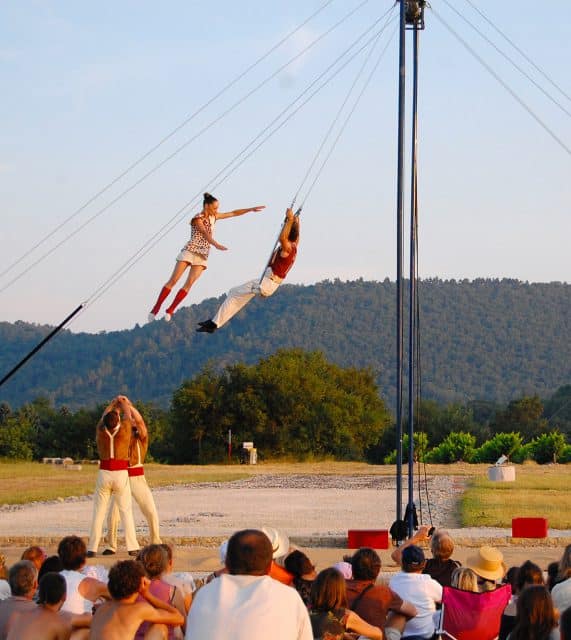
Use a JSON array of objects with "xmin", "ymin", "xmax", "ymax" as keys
[
  {"xmin": 104, "ymin": 402, "xmax": 162, "ymax": 555},
  {"xmin": 148, "ymin": 192, "xmax": 266, "ymax": 322},
  {"xmin": 196, "ymin": 207, "xmax": 299, "ymax": 333},
  {"xmin": 87, "ymin": 396, "xmax": 139, "ymax": 557}
]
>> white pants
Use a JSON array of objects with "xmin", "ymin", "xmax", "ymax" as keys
[
  {"xmin": 105, "ymin": 473, "xmax": 161, "ymax": 551},
  {"xmin": 87, "ymin": 469, "xmax": 139, "ymax": 553},
  {"xmin": 213, "ymin": 268, "xmax": 281, "ymax": 328}
]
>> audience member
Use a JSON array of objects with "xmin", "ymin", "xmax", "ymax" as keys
[
  {"xmin": 391, "ymin": 526, "xmax": 460, "ymax": 588},
  {"xmin": 504, "ymin": 566, "xmax": 520, "ymax": 593},
  {"xmin": 6, "ymin": 571, "xmax": 89, "ymax": 640},
  {"xmin": 160, "ymin": 544, "xmax": 193, "ymax": 613},
  {"xmin": 332, "ymin": 561, "xmax": 352, "ymax": 580},
  {"xmin": 21, "ymin": 546, "xmax": 47, "ymax": 572},
  {"xmin": 346, "ymin": 547, "xmax": 416, "ymax": 638},
  {"xmin": 58, "ymin": 536, "xmax": 109, "ymax": 615},
  {"xmin": 465, "ymin": 545, "xmax": 506, "ymax": 591},
  {"xmin": 135, "ymin": 545, "xmax": 185, "ymax": 640},
  {"xmin": 185, "ymin": 529, "xmax": 312, "ymax": 639},
  {"xmin": 261, "ymin": 526, "xmax": 295, "ymax": 585},
  {"xmin": 38, "ymin": 556, "xmax": 64, "ymax": 583},
  {"xmin": 0, "ymin": 560, "xmax": 38, "ymax": 640},
  {"xmin": 0, "ymin": 556, "xmax": 9, "ymax": 601},
  {"xmin": 90, "ymin": 560, "xmax": 184, "ymax": 640},
  {"xmin": 284, "ymin": 550, "xmax": 317, "ymax": 607},
  {"xmin": 560, "ymin": 605, "xmax": 571, "ymax": 640},
  {"xmin": 547, "ymin": 562, "xmax": 560, "ymax": 592},
  {"xmin": 552, "ymin": 544, "xmax": 571, "ymax": 614},
  {"xmin": 499, "ymin": 560, "xmax": 544, "ymax": 640},
  {"xmin": 389, "ymin": 545, "xmax": 442, "ymax": 640},
  {"xmin": 309, "ymin": 567, "xmax": 383, "ymax": 640},
  {"xmin": 507, "ymin": 585, "xmax": 559, "ymax": 640},
  {"xmin": 450, "ymin": 567, "xmax": 479, "ymax": 593}
]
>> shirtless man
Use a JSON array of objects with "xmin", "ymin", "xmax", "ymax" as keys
[
  {"xmin": 89, "ymin": 560, "xmax": 184, "ymax": 640},
  {"xmin": 87, "ymin": 395, "xmax": 139, "ymax": 556},
  {"xmin": 7, "ymin": 572, "xmax": 90, "ymax": 640},
  {"xmin": 104, "ymin": 402, "xmax": 161, "ymax": 555}
]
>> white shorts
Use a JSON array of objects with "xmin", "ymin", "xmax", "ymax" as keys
[{"xmin": 176, "ymin": 249, "xmax": 208, "ymax": 268}]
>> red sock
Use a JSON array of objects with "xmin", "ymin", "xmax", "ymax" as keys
[
  {"xmin": 166, "ymin": 289, "xmax": 188, "ymax": 315},
  {"xmin": 151, "ymin": 286, "xmax": 171, "ymax": 315}
]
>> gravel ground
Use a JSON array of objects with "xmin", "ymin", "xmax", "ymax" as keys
[{"xmin": 1, "ymin": 474, "xmax": 569, "ymax": 544}]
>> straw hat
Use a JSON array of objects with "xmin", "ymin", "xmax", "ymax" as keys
[
  {"xmin": 261, "ymin": 526, "xmax": 290, "ymax": 559},
  {"xmin": 465, "ymin": 546, "xmax": 507, "ymax": 582}
]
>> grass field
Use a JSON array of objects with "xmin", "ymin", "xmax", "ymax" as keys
[
  {"xmin": 460, "ymin": 463, "xmax": 571, "ymax": 529},
  {"xmin": 1, "ymin": 461, "xmax": 569, "ymax": 529}
]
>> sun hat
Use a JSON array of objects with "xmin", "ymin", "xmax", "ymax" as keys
[
  {"xmin": 465, "ymin": 546, "xmax": 507, "ymax": 582},
  {"xmin": 261, "ymin": 526, "xmax": 290, "ymax": 559},
  {"xmin": 402, "ymin": 545, "xmax": 426, "ymax": 567}
]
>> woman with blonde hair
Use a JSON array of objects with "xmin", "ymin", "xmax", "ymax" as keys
[
  {"xmin": 309, "ymin": 567, "xmax": 383, "ymax": 640},
  {"xmin": 451, "ymin": 567, "xmax": 479, "ymax": 593}
]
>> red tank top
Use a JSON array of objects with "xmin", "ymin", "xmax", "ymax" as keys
[{"xmin": 271, "ymin": 243, "xmax": 298, "ymax": 279}]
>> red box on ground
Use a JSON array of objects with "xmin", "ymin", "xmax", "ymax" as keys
[
  {"xmin": 512, "ymin": 517, "xmax": 548, "ymax": 538},
  {"xmin": 347, "ymin": 529, "xmax": 389, "ymax": 549}
]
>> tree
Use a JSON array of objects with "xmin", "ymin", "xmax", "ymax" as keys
[{"xmin": 491, "ymin": 396, "xmax": 548, "ymax": 440}]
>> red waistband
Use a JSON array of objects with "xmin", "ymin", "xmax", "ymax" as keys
[
  {"xmin": 100, "ymin": 459, "xmax": 129, "ymax": 471},
  {"xmin": 128, "ymin": 466, "xmax": 145, "ymax": 477}
]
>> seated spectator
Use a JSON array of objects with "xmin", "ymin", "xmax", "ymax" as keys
[
  {"xmin": 6, "ymin": 571, "xmax": 89, "ymax": 640},
  {"xmin": 507, "ymin": 585, "xmax": 559, "ymax": 640},
  {"xmin": 185, "ymin": 529, "xmax": 312, "ymax": 640},
  {"xmin": 0, "ymin": 560, "xmax": 38, "ymax": 640},
  {"xmin": 450, "ymin": 567, "xmax": 479, "ymax": 593},
  {"xmin": 21, "ymin": 546, "xmax": 47, "ymax": 572},
  {"xmin": 346, "ymin": 547, "xmax": 416, "ymax": 638},
  {"xmin": 0, "ymin": 556, "xmax": 9, "ymax": 601},
  {"xmin": 135, "ymin": 545, "xmax": 186, "ymax": 640},
  {"xmin": 160, "ymin": 544, "xmax": 193, "ymax": 613},
  {"xmin": 38, "ymin": 556, "xmax": 64, "ymax": 583},
  {"xmin": 262, "ymin": 526, "xmax": 295, "ymax": 585},
  {"xmin": 391, "ymin": 526, "xmax": 460, "ymax": 588},
  {"xmin": 332, "ymin": 561, "xmax": 352, "ymax": 580},
  {"xmin": 58, "ymin": 536, "xmax": 109, "ymax": 615},
  {"xmin": 309, "ymin": 567, "xmax": 383, "ymax": 640},
  {"xmin": 284, "ymin": 550, "xmax": 317, "ymax": 607},
  {"xmin": 499, "ymin": 560, "xmax": 544, "ymax": 640},
  {"xmin": 389, "ymin": 545, "xmax": 442, "ymax": 640},
  {"xmin": 465, "ymin": 545, "xmax": 507, "ymax": 592},
  {"xmin": 560, "ymin": 605, "xmax": 571, "ymax": 640},
  {"xmin": 552, "ymin": 543, "xmax": 571, "ymax": 614},
  {"xmin": 90, "ymin": 559, "xmax": 184, "ymax": 640},
  {"xmin": 546, "ymin": 562, "xmax": 559, "ymax": 592}
]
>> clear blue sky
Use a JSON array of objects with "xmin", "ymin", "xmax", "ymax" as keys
[{"xmin": 1, "ymin": 1, "xmax": 569, "ymax": 332}]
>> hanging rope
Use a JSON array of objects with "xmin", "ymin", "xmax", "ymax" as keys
[
  {"xmin": 430, "ymin": 7, "xmax": 571, "ymax": 157},
  {"xmin": 0, "ymin": 0, "xmax": 339, "ymax": 283},
  {"xmin": 0, "ymin": 0, "xmax": 375, "ymax": 296}
]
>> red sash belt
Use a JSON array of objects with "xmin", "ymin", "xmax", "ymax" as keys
[
  {"xmin": 99, "ymin": 459, "xmax": 129, "ymax": 471},
  {"xmin": 128, "ymin": 466, "xmax": 145, "ymax": 477}
]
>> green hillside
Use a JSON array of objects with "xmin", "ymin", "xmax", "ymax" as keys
[{"xmin": 0, "ymin": 278, "xmax": 569, "ymax": 409}]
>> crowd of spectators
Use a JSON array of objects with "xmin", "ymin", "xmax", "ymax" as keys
[{"xmin": 0, "ymin": 532, "xmax": 569, "ymax": 639}]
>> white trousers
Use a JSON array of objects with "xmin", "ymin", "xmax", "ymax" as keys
[
  {"xmin": 105, "ymin": 473, "xmax": 162, "ymax": 551},
  {"xmin": 87, "ymin": 469, "xmax": 139, "ymax": 553},
  {"xmin": 213, "ymin": 268, "xmax": 280, "ymax": 328}
]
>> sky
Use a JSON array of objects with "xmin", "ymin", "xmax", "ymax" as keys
[{"xmin": 1, "ymin": 1, "xmax": 569, "ymax": 333}]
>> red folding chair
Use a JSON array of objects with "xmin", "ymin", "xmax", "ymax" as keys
[{"xmin": 435, "ymin": 584, "xmax": 511, "ymax": 640}]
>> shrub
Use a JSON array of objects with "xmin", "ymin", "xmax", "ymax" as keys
[
  {"xmin": 528, "ymin": 430, "xmax": 567, "ymax": 464},
  {"xmin": 425, "ymin": 432, "xmax": 476, "ymax": 463},
  {"xmin": 472, "ymin": 432, "xmax": 523, "ymax": 463},
  {"xmin": 382, "ymin": 432, "xmax": 429, "ymax": 465}
]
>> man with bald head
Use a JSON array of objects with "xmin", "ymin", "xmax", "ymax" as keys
[
  {"xmin": 87, "ymin": 396, "xmax": 139, "ymax": 557},
  {"xmin": 185, "ymin": 529, "xmax": 312, "ymax": 640}
]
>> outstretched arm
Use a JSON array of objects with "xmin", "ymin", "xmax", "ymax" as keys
[
  {"xmin": 278, "ymin": 208, "xmax": 296, "ymax": 253},
  {"xmin": 390, "ymin": 525, "xmax": 431, "ymax": 565},
  {"xmin": 216, "ymin": 205, "xmax": 265, "ymax": 220}
]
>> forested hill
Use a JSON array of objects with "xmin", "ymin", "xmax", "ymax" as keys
[{"xmin": 0, "ymin": 279, "xmax": 569, "ymax": 410}]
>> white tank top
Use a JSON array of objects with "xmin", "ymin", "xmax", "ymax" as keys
[{"xmin": 60, "ymin": 569, "xmax": 93, "ymax": 614}]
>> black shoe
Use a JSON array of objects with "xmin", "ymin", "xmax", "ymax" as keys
[
  {"xmin": 196, "ymin": 319, "xmax": 218, "ymax": 333},
  {"xmin": 87, "ymin": 551, "xmax": 97, "ymax": 558},
  {"xmin": 128, "ymin": 550, "xmax": 139, "ymax": 557},
  {"xmin": 102, "ymin": 549, "xmax": 116, "ymax": 556}
]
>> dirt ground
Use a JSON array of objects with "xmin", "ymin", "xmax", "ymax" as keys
[{"xmin": 1, "ymin": 473, "xmax": 568, "ymax": 575}]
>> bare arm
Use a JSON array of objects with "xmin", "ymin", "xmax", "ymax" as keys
[
  {"xmin": 171, "ymin": 586, "xmax": 187, "ymax": 632},
  {"xmin": 192, "ymin": 217, "xmax": 227, "ymax": 251},
  {"xmin": 140, "ymin": 585, "xmax": 185, "ymax": 627},
  {"xmin": 346, "ymin": 610, "xmax": 383, "ymax": 640},
  {"xmin": 398, "ymin": 600, "xmax": 418, "ymax": 618},
  {"xmin": 78, "ymin": 577, "xmax": 110, "ymax": 602},
  {"xmin": 216, "ymin": 205, "xmax": 265, "ymax": 220},
  {"xmin": 128, "ymin": 403, "xmax": 148, "ymax": 444},
  {"xmin": 390, "ymin": 525, "xmax": 431, "ymax": 565},
  {"xmin": 278, "ymin": 207, "xmax": 296, "ymax": 253}
]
